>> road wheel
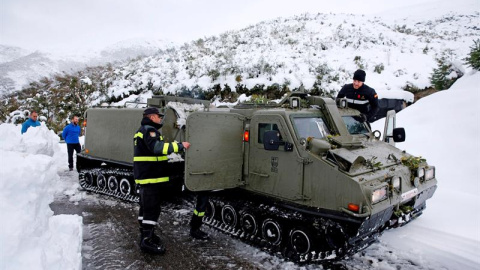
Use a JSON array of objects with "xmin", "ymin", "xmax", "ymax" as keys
[
  {"xmin": 84, "ymin": 172, "xmax": 94, "ymax": 186},
  {"xmin": 221, "ymin": 205, "xmax": 237, "ymax": 228},
  {"xmin": 262, "ymin": 219, "xmax": 282, "ymax": 245},
  {"xmin": 119, "ymin": 178, "xmax": 131, "ymax": 195},
  {"xmin": 290, "ymin": 228, "xmax": 312, "ymax": 255},
  {"xmin": 240, "ymin": 212, "xmax": 257, "ymax": 235},
  {"xmin": 107, "ymin": 176, "xmax": 118, "ymax": 192},
  {"xmin": 97, "ymin": 173, "xmax": 107, "ymax": 190},
  {"xmin": 324, "ymin": 221, "xmax": 347, "ymax": 250}
]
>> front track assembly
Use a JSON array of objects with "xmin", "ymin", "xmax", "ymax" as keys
[{"xmin": 202, "ymin": 195, "xmax": 381, "ymax": 263}]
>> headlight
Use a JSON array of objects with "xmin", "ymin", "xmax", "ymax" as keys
[
  {"xmin": 372, "ymin": 186, "xmax": 388, "ymax": 204},
  {"xmin": 425, "ymin": 166, "xmax": 435, "ymax": 180},
  {"xmin": 417, "ymin": 167, "xmax": 425, "ymax": 179},
  {"xmin": 392, "ymin": 176, "xmax": 401, "ymax": 191}
]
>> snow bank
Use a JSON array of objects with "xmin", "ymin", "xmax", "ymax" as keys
[
  {"xmin": 372, "ymin": 71, "xmax": 480, "ymax": 269},
  {"xmin": 0, "ymin": 124, "xmax": 82, "ymax": 270}
]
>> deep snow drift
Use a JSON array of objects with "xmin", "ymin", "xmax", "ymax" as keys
[
  {"xmin": 370, "ymin": 71, "xmax": 480, "ymax": 270},
  {"xmin": 0, "ymin": 124, "xmax": 82, "ymax": 270}
]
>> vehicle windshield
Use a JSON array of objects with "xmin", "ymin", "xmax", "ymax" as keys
[
  {"xmin": 293, "ymin": 117, "xmax": 331, "ymax": 139},
  {"xmin": 342, "ymin": 116, "xmax": 369, "ymax": 135}
]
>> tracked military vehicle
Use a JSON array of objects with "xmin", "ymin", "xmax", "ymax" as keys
[{"xmin": 77, "ymin": 92, "xmax": 437, "ymax": 262}]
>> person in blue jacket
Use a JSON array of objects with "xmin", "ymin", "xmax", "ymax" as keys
[
  {"xmin": 62, "ymin": 115, "xmax": 82, "ymax": 171},
  {"xmin": 21, "ymin": 111, "xmax": 41, "ymax": 134}
]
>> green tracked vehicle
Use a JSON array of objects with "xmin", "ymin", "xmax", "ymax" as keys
[{"xmin": 77, "ymin": 92, "xmax": 437, "ymax": 262}]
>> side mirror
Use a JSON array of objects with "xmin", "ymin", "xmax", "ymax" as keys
[
  {"xmin": 264, "ymin": 130, "xmax": 281, "ymax": 150},
  {"xmin": 392, "ymin": 127, "xmax": 406, "ymax": 142},
  {"xmin": 263, "ymin": 130, "xmax": 293, "ymax": 151}
]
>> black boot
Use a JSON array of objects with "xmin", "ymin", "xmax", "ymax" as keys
[
  {"xmin": 190, "ymin": 215, "xmax": 209, "ymax": 240},
  {"xmin": 139, "ymin": 227, "xmax": 162, "ymax": 245},
  {"xmin": 140, "ymin": 228, "xmax": 166, "ymax": 255}
]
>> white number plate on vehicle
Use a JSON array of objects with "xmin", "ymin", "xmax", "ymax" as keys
[{"xmin": 401, "ymin": 188, "xmax": 418, "ymax": 202}]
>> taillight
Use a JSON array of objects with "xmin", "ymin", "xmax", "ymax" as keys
[{"xmin": 243, "ymin": 130, "xmax": 249, "ymax": 142}]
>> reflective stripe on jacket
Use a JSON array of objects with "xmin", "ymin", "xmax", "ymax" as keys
[
  {"xmin": 336, "ymin": 83, "xmax": 379, "ymax": 120},
  {"xmin": 133, "ymin": 119, "xmax": 184, "ymax": 185}
]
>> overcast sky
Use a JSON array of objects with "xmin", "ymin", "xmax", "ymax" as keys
[{"xmin": 0, "ymin": 0, "xmax": 461, "ymax": 54}]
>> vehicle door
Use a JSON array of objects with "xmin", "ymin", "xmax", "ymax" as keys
[
  {"xmin": 247, "ymin": 114, "xmax": 304, "ymax": 200},
  {"xmin": 184, "ymin": 111, "xmax": 245, "ymax": 191}
]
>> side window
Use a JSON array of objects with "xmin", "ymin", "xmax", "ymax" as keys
[
  {"xmin": 258, "ymin": 123, "xmax": 283, "ymax": 143},
  {"xmin": 293, "ymin": 117, "xmax": 331, "ymax": 139}
]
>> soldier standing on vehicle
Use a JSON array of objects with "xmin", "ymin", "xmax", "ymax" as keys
[
  {"xmin": 21, "ymin": 111, "xmax": 41, "ymax": 134},
  {"xmin": 336, "ymin": 69, "xmax": 379, "ymax": 123},
  {"xmin": 134, "ymin": 107, "xmax": 209, "ymax": 255},
  {"xmin": 62, "ymin": 115, "xmax": 81, "ymax": 171}
]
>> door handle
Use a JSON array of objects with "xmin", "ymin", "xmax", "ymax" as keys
[
  {"xmin": 250, "ymin": 171, "xmax": 269, "ymax": 178},
  {"xmin": 189, "ymin": 171, "xmax": 214, "ymax": 175}
]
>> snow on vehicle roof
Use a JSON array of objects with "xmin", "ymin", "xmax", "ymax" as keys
[{"xmin": 166, "ymin": 101, "xmax": 206, "ymax": 129}]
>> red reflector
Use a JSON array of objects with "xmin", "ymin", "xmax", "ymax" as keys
[
  {"xmin": 243, "ymin": 130, "xmax": 249, "ymax": 142},
  {"xmin": 348, "ymin": 203, "xmax": 360, "ymax": 212}
]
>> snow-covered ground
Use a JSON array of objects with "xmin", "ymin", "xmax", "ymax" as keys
[
  {"xmin": 0, "ymin": 71, "xmax": 478, "ymax": 269},
  {"xmin": 0, "ymin": 125, "xmax": 83, "ymax": 270}
]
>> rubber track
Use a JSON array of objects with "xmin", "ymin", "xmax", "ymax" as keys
[
  {"xmin": 79, "ymin": 168, "xmax": 139, "ymax": 203},
  {"xmin": 201, "ymin": 197, "xmax": 377, "ymax": 264}
]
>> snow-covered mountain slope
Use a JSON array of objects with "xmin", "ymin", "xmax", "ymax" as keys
[
  {"xmin": 0, "ymin": 38, "xmax": 174, "ymax": 96},
  {"xmin": 0, "ymin": 45, "xmax": 32, "ymax": 64},
  {"xmin": 98, "ymin": 9, "xmax": 478, "ymax": 105},
  {"xmin": 0, "ymin": 50, "xmax": 59, "ymax": 95}
]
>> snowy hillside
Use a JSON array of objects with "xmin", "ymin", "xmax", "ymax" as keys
[
  {"xmin": 0, "ymin": 50, "xmax": 65, "ymax": 95},
  {"xmin": 98, "ymin": 10, "xmax": 479, "ymax": 105},
  {"xmin": 0, "ymin": 45, "xmax": 31, "ymax": 64},
  {"xmin": 0, "ymin": 39, "xmax": 174, "ymax": 96}
]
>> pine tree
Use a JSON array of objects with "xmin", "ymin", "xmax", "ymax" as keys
[
  {"xmin": 430, "ymin": 50, "xmax": 463, "ymax": 90},
  {"xmin": 464, "ymin": 39, "xmax": 480, "ymax": 71}
]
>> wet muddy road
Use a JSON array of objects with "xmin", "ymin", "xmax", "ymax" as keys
[{"xmin": 51, "ymin": 192, "xmax": 271, "ymax": 270}]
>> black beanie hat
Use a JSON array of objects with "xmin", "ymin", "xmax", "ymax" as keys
[{"xmin": 353, "ymin": 69, "xmax": 366, "ymax": 82}]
